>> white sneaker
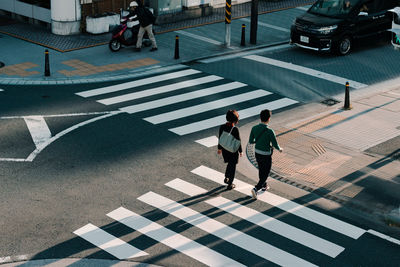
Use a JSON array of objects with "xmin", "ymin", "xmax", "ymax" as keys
[
  {"xmin": 251, "ymin": 188, "xmax": 258, "ymax": 200},
  {"xmin": 262, "ymin": 184, "xmax": 270, "ymax": 191}
]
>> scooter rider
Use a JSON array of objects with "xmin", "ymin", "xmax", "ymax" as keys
[{"xmin": 128, "ymin": 1, "xmax": 158, "ymax": 52}]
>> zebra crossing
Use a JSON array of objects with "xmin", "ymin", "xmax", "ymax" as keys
[
  {"xmin": 73, "ymin": 165, "xmax": 368, "ymax": 266},
  {"xmin": 75, "ymin": 68, "xmax": 299, "ymax": 137}
]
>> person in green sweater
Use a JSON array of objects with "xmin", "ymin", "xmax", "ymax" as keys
[{"xmin": 248, "ymin": 109, "xmax": 282, "ymax": 200}]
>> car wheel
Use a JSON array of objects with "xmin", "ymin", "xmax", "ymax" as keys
[
  {"xmin": 337, "ymin": 36, "xmax": 351, "ymax": 55},
  {"xmin": 109, "ymin": 39, "xmax": 121, "ymax": 52}
]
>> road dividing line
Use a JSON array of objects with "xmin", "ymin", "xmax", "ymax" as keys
[
  {"xmin": 73, "ymin": 223, "xmax": 148, "ymax": 259},
  {"xmin": 243, "ymin": 55, "xmax": 368, "ymax": 89},
  {"xmin": 169, "ymin": 97, "xmax": 298, "ymax": 135},
  {"xmin": 191, "ymin": 165, "xmax": 366, "ymax": 239},
  {"xmin": 120, "ymin": 82, "xmax": 246, "ymax": 114},
  {"xmin": 76, "ymin": 69, "xmax": 200, "ymax": 97},
  {"xmin": 145, "ymin": 89, "xmax": 271, "ymax": 124},
  {"xmin": 367, "ymin": 230, "xmax": 400, "ymax": 245},
  {"xmin": 107, "ymin": 207, "xmax": 245, "ymax": 267},
  {"xmin": 138, "ymin": 192, "xmax": 317, "ymax": 267},
  {"xmin": 0, "ymin": 89, "xmax": 4, "ymax": 92},
  {"xmin": 195, "ymin": 136, "xmax": 218, "ymax": 147},
  {"xmin": 175, "ymin": 30, "xmax": 224, "ymax": 46},
  {"xmin": 98, "ymin": 75, "xmax": 223, "ymax": 105},
  {"xmin": 24, "ymin": 116, "xmax": 52, "ymax": 148},
  {"xmin": 166, "ymin": 178, "xmax": 345, "ymax": 258},
  {"xmin": 240, "ymin": 18, "xmax": 290, "ymax": 32},
  {"xmin": 296, "ymin": 6, "xmax": 309, "ymax": 11}
]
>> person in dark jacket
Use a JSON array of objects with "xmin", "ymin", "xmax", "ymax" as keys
[
  {"xmin": 218, "ymin": 110, "xmax": 242, "ymax": 190},
  {"xmin": 248, "ymin": 109, "xmax": 282, "ymax": 200},
  {"xmin": 128, "ymin": 1, "xmax": 158, "ymax": 51}
]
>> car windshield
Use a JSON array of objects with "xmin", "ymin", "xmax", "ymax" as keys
[{"xmin": 309, "ymin": 0, "xmax": 361, "ymax": 17}]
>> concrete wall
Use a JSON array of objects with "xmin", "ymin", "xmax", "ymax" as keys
[{"xmin": 0, "ymin": 0, "xmax": 51, "ymax": 23}]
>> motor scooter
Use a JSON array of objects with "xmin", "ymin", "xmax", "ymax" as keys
[{"xmin": 109, "ymin": 15, "xmax": 151, "ymax": 52}]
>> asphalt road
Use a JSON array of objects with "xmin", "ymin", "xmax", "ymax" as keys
[{"xmin": 1, "ymin": 41, "xmax": 400, "ymax": 266}]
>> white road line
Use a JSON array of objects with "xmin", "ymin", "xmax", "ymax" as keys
[
  {"xmin": 169, "ymin": 97, "xmax": 298, "ymax": 135},
  {"xmin": 191, "ymin": 165, "xmax": 366, "ymax": 239},
  {"xmin": 73, "ymin": 223, "xmax": 148, "ymax": 259},
  {"xmin": 0, "ymin": 89, "xmax": 4, "ymax": 92},
  {"xmin": 25, "ymin": 111, "xmax": 122, "ymax": 162},
  {"xmin": 296, "ymin": 6, "xmax": 309, "ymax": 11},
  {"xmin": 198, "ymin": 44, "xmax": 291, "ymax": 64},
  {"xmin": 367, "ymin": 230, "xmax": 400, "ymax": 245},
  {"xmin": 98, "ymin": 75, "xmax": 223, "ymax": 105},
  {"xmin": 240, "ymin": 18, "xmax": 290, "ymax": 32},
  {"xmin": 176, "ymin": 30, "xmax": 224, "ymax": 46},
  {"xmin": 138, "ymin": 192, "xmax": 317, "ymax": 267},
  {"xmin": 24, "ymin": 116, "xmax": 52, "ymax": 148},
  {"xmin": 107, "ymin": 207, "xmax": 245, "ymax": 267},
  {"xmin": 76, "ymin": 69, "xmax": 200, "ymax": 97},
  {"xmin": 195, "ymin": 136, "xmax": 219, "ymax": 147},
  {"xmin": 144, "ymin": 89, "xmax": 271, "ymax": 124},
  {"xmin": 244, "ymin": 55, "xmax": 368, "ymax": 89},
  {"xmin": 0, "ymin": 111, "xmax": 114, "ymax": 120},
  {"xmin": 166, "ymin": 178, "xmax": 345, "ymax": 258},
  {"xmin": 120, "ymin": 82, "xmax": 246, "ymax": 114}
]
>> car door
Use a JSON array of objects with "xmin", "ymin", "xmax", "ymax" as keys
[{"xmin": 354, "ymin": 0, "xmax": 376, "ymax": 38}]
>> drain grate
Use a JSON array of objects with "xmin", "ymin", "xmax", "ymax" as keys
[{"xmin": 321, "ymin": 98, "xmax": 340, "ymax": 106}]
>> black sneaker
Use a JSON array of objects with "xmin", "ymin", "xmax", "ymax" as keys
[
  {"xmin": 227, "ymin": 184, "xmax": 236, "ymax": 190},
  {"xmin": 150, "ymin": 47, "xmax": 158, "ymax": 52},
  {"xmin": 262, "ymin": 184, "xmax": 270, "ymax": 191}
]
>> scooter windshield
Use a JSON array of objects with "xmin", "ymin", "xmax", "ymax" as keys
[{"xmin": 309, "ymin": 0, "xmax": 360, "ymax": 17}]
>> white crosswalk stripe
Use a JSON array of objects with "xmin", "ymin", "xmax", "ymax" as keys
[
  {"xmin": 73, "ymin": 165, "xmax": 373, "ymax": 266},
  {"xmin": 75, "ymin": 68, "xmax": 299, "ymax": 137},
  {"xmin": 73, "ymin": 223, "xmax": 148, "ymax": 259},
  {"xmin": 165, "ymin": 178, "xmax": 345, "ymax": 258},
  {"xmin": 191, "ymin": 165, "xmax": 366, "ymax": 239},
  {"xmin": 76, "ymin": 69, "xmax": 201, "ymax": 97},
  {"xmin": 120, "ymin": 81, "xmax": 246, "ymax": 114},
  {"xmin": 169, "ymin": 98, "xmax": 298, "ymax": 135},
  {"xmin": 107, "ymin": 207, "xmax": 246, "ymax": 267},
  {"xmin": 137, "ymin": 191, "xmax": 317, "ymax": 267},
  {"xmin": 144, "ymin": 89, "xmax": 271, "ymax": 124},
  {"xmin": 98, "ymin": 75, "xmax": 223, "ymax": 105}
]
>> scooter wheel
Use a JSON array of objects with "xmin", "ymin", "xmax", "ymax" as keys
[{"xmin": 109, "ymin": 39, "xmax": 121, "ymax": 52}]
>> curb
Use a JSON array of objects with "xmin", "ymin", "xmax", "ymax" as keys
[{"xmin": 0, "ymin": 41, "xmax": 289, "ymax": 86}]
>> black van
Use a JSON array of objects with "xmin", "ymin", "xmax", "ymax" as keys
[{"xmin": 290, "ymin": 0, "xmax": 399, "ymax": 55}]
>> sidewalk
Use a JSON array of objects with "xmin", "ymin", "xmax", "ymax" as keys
[
  {"xmin": 238, "ymin": 78, "xmax": 400, "ymax": 231},
  {"xmin": 0, "ymin": 0, "xmax": 312, "ymax": 85}
]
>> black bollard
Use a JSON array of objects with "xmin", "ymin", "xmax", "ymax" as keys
[
  {"xmin": 174, "ymin": 35, "xmax": 180, "ymax": 59},
  {"xmin": 344, "ymin": 81, "xmax": 352, "ymax": 110},
  {"xmin": 241, "ymin": 24, "xmax": 246, "ymax": 46},
  {"xmin": 44, "ymin": 49, "xmax": 50, "ymax": 77}
]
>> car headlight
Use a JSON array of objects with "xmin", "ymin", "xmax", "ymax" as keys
[{"xmin": 314, "ymin": 25, "xmax": 338, "ymax": 34}]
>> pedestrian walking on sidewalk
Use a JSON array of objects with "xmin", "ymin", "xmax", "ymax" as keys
[
  {"xmin": 128, "ymin": 1, "xmax": 158, "ymax": 52},
  {"xmin": 248, "ymin": 109, "xmax": 282, "ymax": 199},
  {"xmin": 218, "ymin": 110, "xmax": 243, "ymax": 190}
]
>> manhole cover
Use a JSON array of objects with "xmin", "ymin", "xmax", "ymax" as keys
[{"xmin": 321, "ymin": 98, "xmax": 340, "ymax": 106}]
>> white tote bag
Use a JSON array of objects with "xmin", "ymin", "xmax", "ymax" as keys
[{"xmin": 219, "ymin": 126, "xmax": 241, "ymax": 153}]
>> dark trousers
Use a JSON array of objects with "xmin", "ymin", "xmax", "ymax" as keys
[
  {"xmin": 225, "ymin": 160, "xmax": 236, "ymax": 184},
  {"xmin": 255, "ymin": 153, "xmax": 272, "ymax": 190}
]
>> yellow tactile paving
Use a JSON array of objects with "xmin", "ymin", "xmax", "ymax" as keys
[
  {"xmin": 0, "ymin": 62, "xmax": 40, "ymax": 76},
  {"xmin": 59, "ymin": 58, "xmax": 159, "ymax": 77}
]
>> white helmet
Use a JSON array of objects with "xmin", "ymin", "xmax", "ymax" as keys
[{"xmin": 129, "ymin": 1, "xmax": 138, "ymax": 7}]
